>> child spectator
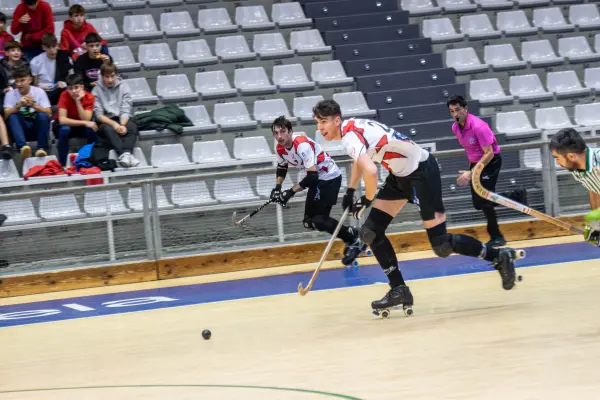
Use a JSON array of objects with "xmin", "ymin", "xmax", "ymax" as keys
[
  {"xmin": 3, "ymin": 66, "xmax": 51, "ymax": 159},
  {"xmin": 74, "ymin": 33, "xmax": 112, "ymax": 91},
  {"xmin": 0, "ymin": 13, "xmax": 14, "ymax": 59},
  {"xmin": 31, "ymin": 33, "xmax": 73, "ymax": 105},
  {"xmin": 60, "ymin": 5, "xmax": 107, "ymax": 61},
  {"xmin": 92, "ymin": 63, "xmax": 139, "ymax": 167},
  {"xmin": 0, "ymin": 41, "xmax": 29, "ymax": 88},
  {"xmin": 56, "ymin": 73, "xmax": 97, "ymax": 165},
  {"xmin": 10, "ymin": 0, "xmax": 54, "ymax": 61}
]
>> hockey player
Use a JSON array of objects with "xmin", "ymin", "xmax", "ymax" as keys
[
  {"xmin": 270, "ymin": 116, "xmax": 366, "ymax": 266},
  {"xmin": 313, "ymin": 100, "xmax": 520, "ymax": 315}
]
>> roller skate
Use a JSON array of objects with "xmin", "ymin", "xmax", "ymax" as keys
[
  {"xmin": 371, "ymin": 284, "xmax": 414, "ymax": 319},
  {"xmin": 491, "ymin": 248, "xmax": 525, "ymax": 290}
]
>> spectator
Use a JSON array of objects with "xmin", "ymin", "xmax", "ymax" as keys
[
  {"xmin": 56, "ymin": 73, "xmax": 97, "ymax": 165},
  {"xmin": 0, "ymin": 13, "xmax": 14, "ymax": 59},
  {"xmin": 4, "ymin": 66, "xmax": 51, "ymax": 159},
  {"xmin": 0, "ymin": 41, "xmax": 29, "ymax": 89},
  {"xmin": 92, "ymin": 63, "xmax": 139, "ymax": 167},
  {"xmin": 31, "ymin": 33, "xmax": 72, "ymax": 105},
  {"xmin": 60, "ymin": 5, "xmax": 107, "ymax": 61},
  {"xmin": 74, "ymin": 32, "xmax": 112, "ymax": 91},
  {"xmin": 10, "ymin": 0, "xmax": 54, "ymax": 61}
]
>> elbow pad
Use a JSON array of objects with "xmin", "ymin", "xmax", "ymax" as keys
[
  {"xmin": 299, "ymin": 170, "xmax": 319, "ymax": 189},
  {"xmin": 276, "ymin": 164, "xmax": 288, "ymax": 179}
]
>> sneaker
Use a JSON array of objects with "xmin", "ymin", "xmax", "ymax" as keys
[
  {"xmin": 1, "ymin": 144, "xmax": 13, "ymax": 160},
  {"xmin": 20, "ymin": 145, "xmax": 31, "ymax": 160},
  {"xmin": 127, "ymin": 153, "xmax": 140, "ymax": 167},
  {"xmin": 35, "ymin": 149, "xmax": 47, "ymax": 157},
  {"xmin": 118, "ymin": 152, "xmax": 131, "ymax": 168},
  {"xmin": 486, "ymin": 236, "xmax": 507, "ymax": 247}
]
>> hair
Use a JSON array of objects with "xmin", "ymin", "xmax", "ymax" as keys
[
  {"xmin": 4, "ymin": 40, "xmax": 21, "ymax": 52},
  {"xmin": 550, "ymin": 128, "xmax": 587, "ymax": 156},
  {"xmin": 12, "ymin": 66, "xmax": 32, "ymax": 80},
  {"xmin": 23, "ymin": 0, "xmax": 37, "ymax": 6},
  {"xmin": 447, "ymin": 95, "xmax": 468, "ymax": 108},
  {"xmin": 271, "ymin": 116, "xmax": 293, "ymax": 134},
  {"xmin": 41, "ymin": 33, "xmax": 58, "ymax": 48},
  {"xmin": 68, "ymin": 4, "xmax": 85, "ymax": 16},
  {"xmin": 65, "ymin": 73, "xmax": 85, "ymax": 87},
  {"xmin": 312, "ymin": 99, "xmax": 342, "ymax": 119},
  {"xmin": 84, "ymin": 32, "xmax": 102, "ymax": 45},
  {"xmin": 100, "ymin": 63, "xmax": 118, "ymax": 76},
  {"xmin": 0, "ymin": 12, "xmax": 6, "ymax": 24}
]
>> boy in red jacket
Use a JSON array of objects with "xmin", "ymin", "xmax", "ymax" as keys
[
  {"xmin": 0, "ymin": 13, "xmax": 14, "ymax": 59},
  {"xmin": 10, "ymin": 0, "xmax": 54, "ymax": 61},
  {"xmin": 60, "ymin": 5, "xmax": 107, "ymax": 61}
]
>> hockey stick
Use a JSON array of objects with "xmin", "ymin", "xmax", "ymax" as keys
[
  {"xmin": 232, "ymin": 199, "xmax": 274, "ymax": 227},
  {"xmin": 298, "ymin": 208, "xmax": 350, "ymax": 296},
  {"xmin": 471, "ymin": 162, "xmax": 584, "ymax": 235}
]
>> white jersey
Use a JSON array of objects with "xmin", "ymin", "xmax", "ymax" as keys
[
  {"xmin": 341, "ymin": 118, "xmax": 429, "ymax": 177},
  {"xmin": 276, "ymin": 134, "xmax": 341, "ymax": 181}
]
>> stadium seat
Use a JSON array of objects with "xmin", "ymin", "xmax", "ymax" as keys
[
  {"xmin": 290, "ymin": 30, "xmax": 332, "ymax": 55},
  {"xmin": 496, "ymin": 111, "xmax": 542, "ymax": 138},
  {"xmin": 84, "ymin": 190, "xmax": 130, "ymax": 216},
  {"xmin": 293, "ymin": 95, "xmax": 324, "ymax": 121},
  {"xmin": 177, "ymin": 39, "xmax": 218, "ymax": 66},
  {"xmin": 256, "ymin": 174, "xmax": 293, "ymax": 198},
  {"xmin": 557, "ymin": 37, "xmax": 600, "ymax": 63},
  {"xmin": 584, "ymin": 67, "xmax": 600, "ymax": 90},
  {"xmin": 496, "ymin": 10, "xmax": 538, "ymax": 36},
  {"xmin": 148, "ymin": 0, "xmax": 181, "ymax": 8},
  {"xmin": 422, "ymin": 18, "xmax": 464, "ymax": 42},
  {"xmin": 181, "ymin": 106, "xmax": 218, "ymax": 133},
  {"xmin": 333, "ymin": 92, "xmax": 376, "ymax": 118},
  {"xmin": 469, "ymin": 78, "xmax": 513, "ymax": 105},
  {"xmin": 68, "ymin": 0, "xmax": 107, "ymax": 12},
  {"xmin": 509, "ymin": 74, "xmax": 553, "ymax": 102},
  {"xmin": 54, "ymin": 20, "xmax": 64, "ymax": 39},
  {"xmin": 234, "ymin": 67, "xmax": 277, "ymax": 95},
  {"xmin": 46, "ymin": 0, "xmax": 68, "ymax": 14},
  {"xmin": 213, "ymin": 102, "xmax": 257, "ymax": 130},
  {"xmin": 156, "ymin": 74, "xmax": 198, "ymax": 102},
  {"xmin": 253, "ymin": 33, "xmax": 294, "ymax": 59},
  {"xmin": 110, "ymin": 46, "xmax": 141, "ymax": 71},
  {"xmin": 0, "ymin": 160, "xmax": 19, "ymax": 181},
  {"xmin": 445, "ymin": 47, "xmax": 489, "ymax": 74},
  {"xmin": 575, "ymin": 103, "xmax": 600, "ymax": 127},
  {"xmin": 235, "ymin": 5, "xmax": 275, "ymax": 31},
  {"xmin": 151, "ymin": 144, "xmax": 192, "ymax": 167},
  {"xmin": 569, "ymin": 4, "xmax": 600, "ymax": 30},
  {"xmin": 171, "ymin": 181, "xmax": 217, "ymax": 207},
  {"xmin": 521, "ymin": 40, "xmax": 564, "ymax": 67},
  {"xmin": 460, "ymin": 14, "xmax": 501, "ymax": 39},
  {"xmin": 123, "ymin": 15, "xmax": 163, "ymax": 40},
  {"xmin": 437, "ymin": 0, "xmax": 477, "ymax": 12},
  {"xmin": 138, "ymin": 43, "xmax": 179, "ymax": 69},
  {"xmin": 192, "ymin": 140, "xmax": 233, "ymax": 163},
  {"xmin": 197, "ymin": 8, "xmax": 238, "ymax": 34},
  {"xmin": 0, "ymin": 199, "xmax": 41, "ymax": 225},
  {"xmin": 0, "ymin": 0, "xmax": 18, "ymax": 14},
  {"xmin": 160, "ymin": 11, "xmax": 200, "ymax": 37},
  {"xmin": 532, "ymin": 7, "xmax": 574, "ymax": 32},
  {"xmin": 535, "ymin": 107, "xmax": 576, "ymax": 131},
  {"xmin": 234, "ymin": 136, "xmax": 273, "ymax": 161},
  {"xmin": 253, "ymin": 99, "xmax": 297, "ymax": 126},
  {"xmin": 215, "ymin": 35, "xmax": 257, "ymax": 62},
  {"xmin": 272, "ymin": 64, "xmax": 315, "ymax": 91},
  {"xmin": 271, "ymin": 2, "xmax": 312, "ymax": 27},
  {"xmin": 194, "ymin": 71, "xmax": 237, "ymax": 99},
  {"xmin": 474, "ymin": 0, "xmax": 513, "ymax": 10},
  {"xmin": 214, "ymin": 177, "xmax": 260, "ymax": 203},
  {"xmin": 39, "ymin": 194, "xmax": 86, "ymax": 221},
  {"xmin": 123, "ymin": 78, "xmax": 158, "ymax": 105},
  {"xmin": 128, "ymin": 186, "xmax": 174, "ymax": 211},
  {"xmin": 546, "ymin": 70, "xmax": 590, "ymax": 98},
  {"xmin": 107, "ymin": 0, "xmax": 145, "ymax": 10},
  {"xmin": 311, "ymin": 60, "xmax": 354, "ymax": 87},
  {"xmin": 22, "ymin": 155, "xmax": 58, "ymax": 176},
  {"xmin": 484, "ymin": 44, "xmax": 527, "ymax": 70},
  {"xmin": 88, "ymin": 17, "xmax": 124, "ymax": 42},
  {"xmin": 400, "ymin": 0, "xmax": 442, "ymax": 15}
]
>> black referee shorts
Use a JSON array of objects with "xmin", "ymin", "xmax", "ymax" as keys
[{"xmin": 470, "ymin": 154, "xmax": 502, "ymax": 210}]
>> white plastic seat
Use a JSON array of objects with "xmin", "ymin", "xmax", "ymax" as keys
[
  {"xmin": 460, "ymin": 14, "xmax": 501, "ymax": 39},
  {"xmin": 401, "ymin": 0, "xmax": 441, "ymax": 15},
  {"xmin": 437, "ymin": 0, "xmax": 477, "ymax": 12},
  {"xmin": 234, "ymin": 136, "xmax": 273, "ymax": 161},
  {"xmin": 473, "ymin": 0, "xmax": 513, "ymax": 10},
  {"xmin": 213, "ymin": 102, "xmax": 257, "ymax": 130},
  {"xmin": 171, "ymin": 181, "xmax": 217, "ymax": 207},
  {"xmin": 122, "ymin": 78, "xmax": 158, "ymax": 105},
  {"xmin": 128, "ymin": 186, "xmax": 174, "ymax": 211},
  {"xmin": 84, "ymin": 190, "xmax": 129, "ymax": 216},
  {"xmin": 569, "ymin": 4, "xmax": 600, "ymax": 30},
  {"xmin": 533, "ymin": 7, "xmax": 574, "ymax": 32},
  {"xmin": 535, "ymin": 107, "xmax": 576, "ymax": 131},
  {"xmin": 39, "ymin": 194, "xmax": 86, "ymax": 221},
  {"xmin": 160, "ymin": 11, "xmax": 199, "ymax": 37},
  {"xmin": 150, "ymin": 144, "xmax": 192, "ymax": 167},
  {"xmin": 107, "ymin": 0, "xmax": 145, "ymax": 10},
  {"xmin": 194, "ymin": 71, "xmax": 237, "ymax": 99},
  {"xmin": 496, "ymin": 111, "xmax": 542, "ymax": 138},
  {"xmin": 235, "ymin": 5, "xmax": 275, "ymax": 30},
  {"xmin": 123, "ymin": 15, "xmax": 163, "ymax": 40},
  {"xmin": 290, "ymin": 29, "xmax": 332, "ymax": 55},
  {"xmin": 496, "ymin": 10, "xmax": 538, "ymax": 36},
  {"xmin": 584, "ymin": 67, "xmax": 600, "ymax": 90},
  {"xmin": 315, "ymin": 130, "xmax": 345, "ymax": 156},
  {"xmin": 311, "ymin": 60, "xmax": 353, "ymax": 87},
  {"xmin": 595, "ymin": 34, "xmax": 600, "ymax": 55},
  {"xmin": 546, "ymin": 70, "xmax": 590, "ymax": 98},
  {"xmin": 181, "ymin": 105, "xmax": 217, "ymax": 133},
  {"xmin": 157, "ymin": 74, "xmax": 198, "ymax": 102},
  {"xmin": 422, "ymin": 18, "xmax": 465, "ymax": 42},
  {"xmin": 253, "ymin": 33, "xmax": 294, "ymax": 59},
  {"xmin": 46, "ymin": 0, "xmax": 68, "ymax": 13},
  {"xmin": 54, "ymin": 20, "xmax": 64, "ymax": 39},
  {"xmin": 215, "ymin": 35, "xmax": 257, "ymax": 62},
  {"xmin": 177, "ymin": 39, "xmax": 218, "ymax": 66},
  {"xmin": 484, "ymin": 44, "xmax": 527, "ymax": 70},
  {"xmin": 197, "ymin": 8, "xmax": 237, "ymax": 34},
  {"xmin": 272, "ymin": 64, "xmax": 315, "ymax": 91},
  {"xmin": 214, "ymin": 177, "xmax": 260, "ymax": 203},
  {"xmin": 509, "ymin": 74, "xmax": 553, "ymax": 102},
  {"xmin": 109, "ymin": 46, "xmax": 140, "ymax": 71},
  {"xmin": 469, "ymin": 78, "xmax": 513, "ymax": 105},
  {"xmin": 109, "ymin": 147, "xmax": 149, "ymax": 169},
  {"xmin": 575, "ymin": 103, "xmax": 600, "ymax": 127},
  {"xmin": 0, "ymin": 199, "xmax": 41, "ymax": 225},
  {"xmin": 558, "ymin": 37, "xmax": 600, "ymax": 63},
  {"xmin": 234, "ymin": 67, "xmax": 276, "ymax": 95},
  {"xmin": 22, "ymin": 155, "xmax": 59, "ymax": 176},
  {"xmin": 68, "ymin": 0, "xmax": 107, "ymax": 12},
  {"xmin": 148, "ymin": 0, "xmax": 181, "ymax": 8},
  {"xmin": 88, "ymin": 17, "xmax": 123, "ymax": 41},
  {"xmin": 0, "ymin": 160, "xmax": 19, "ymax": 181},
  {"xmin": 293, "ymin": 95, "xmax": 324, "ymax": 121},
  {"xmin": 521, "ymin": 40, "xmax": 564, "ymax": 67},
  {"xmin": 333, "ymin": 92, "xmax": 376, "ymax": 118},
  {"xmin": 192, "ymin": 140, "xmax": 233, "ymax": 163},
  {"xmin": 271, "ymin": 2, "xmax": 311, "ymax": 27},
  {"xmin": 446, "ymin": 47, "xmax": 489, "ymax": 74},
  {"xmin": 253, "ymin": 99, "xmax": 297, "ymax": 125},
  {"xmin": 256, "ymin": 174, "xmax": 293, "ymax": 198},
  {"xmin": 138, "ymin": 43, "xmax": 179, "ymax": 69},
  {"xmin": 0, "ymin": 0, "xmax": 18, "ymax": 14}
]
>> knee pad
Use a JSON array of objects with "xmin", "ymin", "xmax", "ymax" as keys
[
  {"xmin": 303, "ymin": 215, "xmax": 315, "ymax": 230},
  {"xmin": 360, "ymin": 208, "xmax": 394, "ymax": 246},
  {"xmin": 427, "ymin": 223, "xmax": 453, "ymax": 258},
  {"xmin": 359, "ymin": 220, "xmax": 378, "ymax": 246},
  {"xmin": 311, "ymin": 214, "xmax": 327, "ymax": 232}
]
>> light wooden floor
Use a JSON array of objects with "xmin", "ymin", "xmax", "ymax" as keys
[{"xmin": 2, "ymin": 236, "xmax": 600, "ymax": 400}]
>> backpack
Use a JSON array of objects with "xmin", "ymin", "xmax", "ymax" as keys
[{"xmin": 75, "ymin": 142, "xmax": 118, "ymax": 171}]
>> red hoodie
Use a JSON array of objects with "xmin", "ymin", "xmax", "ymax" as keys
[
  {"xmin": 0, "ymin": 31, "xmax": 14, "ymax": 57},
  {"xmin": 60, "ymin": 20, "xmax": 107, "ymax": 60},
  {"xmin": 10, "ymin": 0, "xmax": 54, "ymax": 49}
]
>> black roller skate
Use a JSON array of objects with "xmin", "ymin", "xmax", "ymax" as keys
[
  {"xmin": 342, "ymin": 227, "xmax": 372, "ymax": 268},
  {"xmin": 371, "ymin": 285, "xmax": 414, "ymax": 319},
  {"xmin": 491, "ymin": 248, "xmax": 525, "ymax": 290}
]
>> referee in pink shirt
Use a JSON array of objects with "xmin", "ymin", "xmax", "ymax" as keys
[{"xmin": 448, "ymin": 95, "xmax": 527, "ymax": 247}]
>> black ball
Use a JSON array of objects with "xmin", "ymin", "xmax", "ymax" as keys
[{"xmin": 202, "ymin": 329, "xmax": 211, "ymax": 340}]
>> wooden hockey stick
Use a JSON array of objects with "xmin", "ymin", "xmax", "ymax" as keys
[
  {"xmin": 298, "ymin": 208, "xmax": 350, "ymax": 296},
  {"xmin": 471, "ymin": 162, "xmax": 584, "ymax": 235},
  {"xmin": 232, "ymin": 199, "xmax": 274, "ymax": 227}
]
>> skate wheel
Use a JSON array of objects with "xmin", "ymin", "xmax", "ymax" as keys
[
  {"xmin": 517, "ymin": 275, "xmax": 523, "ymax": 282},
  {"xmin": 515, "ymin": 249, "xmax": 526, "ymax": 259},
  {"xmin": 372, "ymin": 310, "xmax": 380, "ymax": 317},
  {"xmin": 352, "ymin": 260, "xmax": 359, "ymax": 268},
  {"xmin": 364, "ymin": 249, "xmax": 373, "ymax": 257},
  {"xmin": 381, "ymin": 310, "xmax": 390, "ymax": 319},
  {"xmin": 403, "ymin": 307, "xmax": 413, "ymax": 317}
]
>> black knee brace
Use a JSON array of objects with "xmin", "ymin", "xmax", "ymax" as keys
[
  {"xmin": 359, "ymin": 208, "xmax": 394, "ymax": 246},
  {"xmin": 303, "ymin": 215, "xmax": 315, "ymax": 230},
  {"xmin": 426, "ymin": 222, "xmax": 454, "ymax": 258},
  {"xmin": 311, "ymin": 214, "xmax": 336, "ymax": 234}
]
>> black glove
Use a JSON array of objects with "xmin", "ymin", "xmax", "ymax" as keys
[
  {"xmin": 352, "ymin": 195, "xmax": 372, "ymax": 219},
  {"xmin": 342, "ymin": 188, "xmax": 355, "ymax": 211},
  {"xmin": 278, "ymin": 188, "xmax": 295, "ymax": 206},
  {"xmin": 270, "ymin": 184, "xmax": 282, "ymax": 203}
]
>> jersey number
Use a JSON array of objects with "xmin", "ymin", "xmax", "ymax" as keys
[{"xmin": 367, "ymin": 121, "xmax": 410, "ymax": 141}]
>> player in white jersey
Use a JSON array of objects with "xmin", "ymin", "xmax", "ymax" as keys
[
  {"xmin": 312, "ymin": 100, "xmax": 520, "ymax": 315},
  {"xmin": 270, "ymin": 116, "xmax": 367, "ymax": 266}
]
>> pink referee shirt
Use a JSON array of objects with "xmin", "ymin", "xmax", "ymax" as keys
[{"xmin": 451, "ymin": 114, "xmax": 500, "ymax": 164}]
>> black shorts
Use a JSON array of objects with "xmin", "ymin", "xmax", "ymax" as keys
[
  {"xmin": 305, "ymin": 175, "xmax": 341, "ymax": 218},
  {"xmin": 376, "ymin": 155, "xmax": 445, "ymax": 221},
  {"xmin": 470, "ymin": 154, "xmax": 501, "ymax": 210}
]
